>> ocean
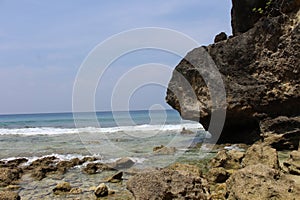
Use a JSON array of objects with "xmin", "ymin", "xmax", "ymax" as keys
[{"xmin": 0, "ymin": 109, "xmax": 208, "ymax": 168}]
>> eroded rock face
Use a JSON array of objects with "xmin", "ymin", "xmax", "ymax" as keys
[
  {"xmin": 166, "ymin": 2, "xmax": 300, "ymax": 146},
  {"xmin": 226, "ymin": 164, "xmax": 300, "ymax": 200},
  {"xmin": 242, "ymin": 144, "xmax": 279, "ymax": 169},
  {"xmin": 127, "ymin": 169, "xmax": 209, "ymax": 200}
]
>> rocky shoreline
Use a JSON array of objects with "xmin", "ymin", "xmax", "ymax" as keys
[
  {"xmin": 0, "ymin": 142, "xmax": 299, "ymax": 199},
  {"xmin": 1, "ymin": 0, "xmax": 299, "ymax": 199}
]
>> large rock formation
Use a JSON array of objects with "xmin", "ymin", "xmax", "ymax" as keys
[
  {"xmin": 166, "ymin": 0, "xmax": 300, "ymax": 147},
  {"xmin": 127, "ymin": 169, "xmax": 209, "ymax": 199}
]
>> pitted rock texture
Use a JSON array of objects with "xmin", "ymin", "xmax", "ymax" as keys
[{"xmin": 166, "ymin": 2, "xmax": 300, "ymax": 146}]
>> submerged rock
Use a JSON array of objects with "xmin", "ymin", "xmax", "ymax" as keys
[
  {"xmin": 106, "ymin": 171, "xmax": 123, "ymax": 183},
  {"xmin": 153, "ymin": 145, "xmax": 176, "ymax": 155},
  {"xmin": 82, "ymin": 162, "xmax": 114, "ymax": 174},
  {"xmin": 108, "ymin": 157, "xmax": 135, "ymax": 169},
  {"xmin": 53, "ymin": 181, "xmax": 72, "ymax": 195}
]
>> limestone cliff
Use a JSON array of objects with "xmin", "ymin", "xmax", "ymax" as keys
[{"xmin": 166, "ymin": 0, "xmax": 300, "ymax": 148}]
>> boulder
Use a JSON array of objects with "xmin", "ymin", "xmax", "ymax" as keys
[
  {"xmin": 53, "ymin": 181, "xmax": 72, "ymax": 195},
  {"xmin": 5, "ymin": 158, "xmax": 28, "ymax": 168},
  {"xmin": 94, "ymin": 183, "xmax": 108, "ymax": 197},
  {"xmin": 69, "ymin": 188, "xmax": 82, "ymax": 194},
  {"xmin": 153, "ymin": 145, "xmax": 176, "ymax": 155},
  {"xmin": 105, "ymin": 171, "xmax": 123, "ymax": 183},
  {"xmin": 242, "ymin": 144, "xmax": 279, "ymax": 169},
  {"xmin": 56, "ymin": 159, "xmax": 81, "ymax": 173},
  {"xmin": 214, "ymin": 32, "xmax": 228, "ymax": 43},
  {"xmin": 82, "ymin": 162, "xmax": 114, "ymax": 174},
  {"xmin": 284, "ymin": 150, "xmax": 300, "ymax": 175},
  {"xmin": 226, "ymin": 164, "xmax": 300, "ymax": 200},
  {"xmin": 0, "ymin": 191, "xmax": 20, "ymax": 200},
  {"xmin": 108, "ymin": 157, "xmax": 135, "ymax": 169},
  {"xmin": 30, "ymin": 165, "xmax": 57, "ymax": 180},
  {"xmin": 127, "ymin": 169, "xmax": 209, "ymax": 199},
  {"xmin": 28, "ymin": 156, "xmax": 57, "ymax": 168}
]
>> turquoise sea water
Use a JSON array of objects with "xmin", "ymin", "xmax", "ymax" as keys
[{"xmin": 0, "ymin": 110, "xmax": 207, "ymax": 167}]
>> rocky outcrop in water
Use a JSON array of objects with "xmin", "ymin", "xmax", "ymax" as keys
[{"xmin": 166, "ymin": 0, "xmax": 300, "ymax": 147}]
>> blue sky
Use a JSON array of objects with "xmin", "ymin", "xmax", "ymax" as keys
[{"xmin": 0, "ymin": 0, "xmax": 232, "ymax": 114}]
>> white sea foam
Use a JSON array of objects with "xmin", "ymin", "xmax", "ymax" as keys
[
  {"xmin": 0, "ymin": 122, "xmax": 203, "ymax": 136},
  {"xmin": 0, "ymin": 153, "xmax": 103, "ymax": 166}
]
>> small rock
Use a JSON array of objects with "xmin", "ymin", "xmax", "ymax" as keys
[
  {"xmin": 70, "ymin": 188, "xmax": 82, "ymax": 194},
  {"xmin": 153, "ymin": 145, "xmax": 176, "ymax": 155},
  {"xmin": 180, "ymin": 127, "xmax": 194, "ymax": 134},
  {"xmin": 106, "ymin": 171, "xmax": 123, "ymax": 183},
  {"xmin": 214, "ymin": 32, "xmax": 227, "ymax": 43},
  {"xmin": 109, "ymin": 157, "xmax": 135, "ymax": 169},
  {"xmin": 94, "ymin": 183, "xmax": 108, "ymax": 197},
  {"xmin": 80, "ymin": 156, "xmax": 98, "ymax": 164},
  {"xmin": 0, "ymin": 191, "xmax": 20, "ymax": 200},
  {"xmin": 82, "ymin": 163, "xmax": 114, "ymax": 174},
  {"xmin": 53, "ymin": 181, "xmax": 72, "ymax": 195}
]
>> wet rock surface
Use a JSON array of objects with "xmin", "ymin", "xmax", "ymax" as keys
[{"xmin": 52, "ymin": 181, "xmax": 72, "ymax": 195}]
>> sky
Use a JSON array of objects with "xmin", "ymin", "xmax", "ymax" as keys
[{"xmin": 0, "ymin": 0, "xmax": 232, "ymax": 114}]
